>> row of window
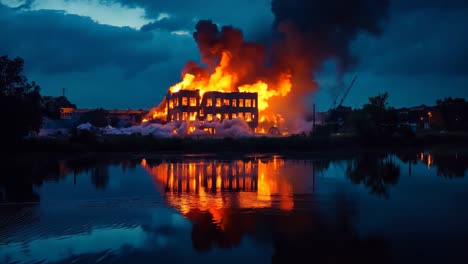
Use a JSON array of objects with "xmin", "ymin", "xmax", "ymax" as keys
[
  {"xmin": 168, "ymin": 97, "xmax": 257, "ymax": 109},
  {"xmin": 170, "ymin": 112, "xmax": 256, "ymax": 122},
  {"xmin": 206, "ymin": 98, "xmax": 256, "ymax": 108}
]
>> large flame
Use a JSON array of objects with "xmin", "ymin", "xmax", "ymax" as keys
[
  {"xmin": 169, "ymin": 51, "xmax": 292, "ymax": 113},
  {"xmin": 142, "ymin": 19, "xmax": 318, "ymax": 135},
  {"xmin": 147, "ymin": 50, "xmax": 293, "ymax": 133}
]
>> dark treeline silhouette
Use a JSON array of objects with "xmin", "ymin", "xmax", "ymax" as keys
[
  {"xmin": 325, "ymin": 92, "xmax": 468, "ymax": 141},
  {"xmin": 41, "ymin": 95, "xmax": 76, "ymax": 119},
  {"xmin": 0, "ymin": 56, "xmax": 42, "ymax": 144},
  {"xmin": 432, "ymin": 98, "xmax": 468, "ymax": 131},
  {"xmin": 0, "ymin": 55, "xmax": 77, "ymax": 146}
]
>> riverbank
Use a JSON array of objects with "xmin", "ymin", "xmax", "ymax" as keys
[{"xmin": 10, "ymin": 131, "xmax": 468, "ymax": 155}]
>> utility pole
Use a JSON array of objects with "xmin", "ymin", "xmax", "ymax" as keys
[{"xmin": 61, "ymin": 87, "xmax": 66, "ymax": 97}]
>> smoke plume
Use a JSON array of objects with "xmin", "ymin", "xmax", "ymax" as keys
[{"xmin": 271, "ymin": 0, "xmax": 390, "ymax": 74}]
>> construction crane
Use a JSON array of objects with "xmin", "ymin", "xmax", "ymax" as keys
[{"xmin": 338, "ymin": 75, "xmax": 357, "ymax": 107}]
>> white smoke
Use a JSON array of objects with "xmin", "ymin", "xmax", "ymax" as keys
[{"xmin": 75, "ymin": 118, "xmax": 254, "ymax": 138}]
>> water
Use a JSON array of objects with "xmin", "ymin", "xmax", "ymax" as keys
[{"xmin": 0, "ymin": 151, "xmax": 467, "ymax": 264}]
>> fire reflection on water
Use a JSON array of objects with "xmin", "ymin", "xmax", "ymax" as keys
[{"xmin": 141, "ymin": 157, "xmax": 294, "ymax": 227}]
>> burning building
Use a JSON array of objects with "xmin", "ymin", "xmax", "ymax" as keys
[{"xmin": 166, "ymin": 90, "xmax": 259, "ymax": 130}]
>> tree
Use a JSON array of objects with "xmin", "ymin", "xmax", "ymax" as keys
[
  {"xmin": 346, "ymin": 92, "xmax": 398, "ymax": 141},
  {"xmin": 41, "ymin": 96, "xmax": 76, "ymax": 119},
  {"xmin": 434, "ymin": 97, "xmax": 468, "ymax": 131},
  {"xmin": 0, "ymin": 55, "xmax": 42, "ymax": 143}
]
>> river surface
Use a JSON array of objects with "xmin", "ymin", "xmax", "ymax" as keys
[{"xmin": 1, "ymin": 151, "xmax": 467, "ymax": 264}]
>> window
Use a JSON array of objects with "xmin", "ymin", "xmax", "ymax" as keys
[
  {"xmin": 245, "ymin": 99, "xmax": 252, "ymax": 107},
  {"xmin": 189, "ymin": 112, "xmax": 197, "ymax": 121},
  {"xmin": 245, "ymin": 112, "xmax": 252, "ymax": 121},
  {"xmin": 171, "ymin": 114, "xmax": 174, "ymax": 121},
  {"xmin": 216, "ymin": 113, "xmax": 222, "ymax": 120},
  {"xmin": 253, "ymin": 99, "xmax": 256, "ymax": 108},
  {"xmin": 199, "ymin": 109, "xmax": 204, "ymax": 117},
  {"xmin": 239, "ymin": 99, "xmax": 244, "ymax": 107},
  {"xmin": 216, "ymin": 98, "xmax": 222, "ymax": 107},
  {"xmin": 224, "ymin": 113, "xmax": 229, "ymax": 119},
  {"xmin": 182, "ymin": 112, "xmax": 188, "ymax": 120},
  {"xmin": 207, "ymin": 114, "xmax": 213, "ymax": 121},
  {"xmin": 169, "ymin": 99, "xmax": 174, "ymax": 109},
  {"xmin": 238, "ymin": 112, "xmax": 243, "ymax": 118},
  {"xmin": 232, "ymin": 113, "xmax": 237, "ymax": 119},
  {"xmin": 207, "ymin": 98, "xmax": 213, "ymax": 107},
  {"xmin": 232, "ymin": 99, "xmax": 237, "ymax": 107},
  {"xmin": 176, "ymin": 112, "xmax": 180, "ymax": 121},
  {"xmin": 182, "ymin": 97, "xmax": 188, "ymax": 106},
  {"xmin": 190, "ymin": 97, "xmax": 197, "ymax": 107},
  {"xmin": 223, "ymin": 99, "xmax": 230, "ymax": 106},
  {"xmin": 174, "ymin": 98, "xmax": 179, "ymax": 106}
]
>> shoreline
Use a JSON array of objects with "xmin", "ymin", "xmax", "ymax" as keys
[{"xmin": 5, "ymin": 132, "xmax": 468, "ymax": 158}]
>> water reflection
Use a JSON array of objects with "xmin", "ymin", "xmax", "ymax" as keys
[
  {"xmin": 141, "ymin": 156, "xmax": 295, "ymax": 213},
  {"xmin": 0, "ymin": 151, "xmax": 467, "ymax": 263},
  {"xmin": 346, "ymin": 155, "xmax": 400, "ymax": 198}
]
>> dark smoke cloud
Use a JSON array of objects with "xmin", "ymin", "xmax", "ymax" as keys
[
  {"xmin": 190, "ymin": 20, "xmax": 266, "ymax": 84},
  {"xmin": 271, "ymin": 0, "xmax": 390, "ymax": 74}
]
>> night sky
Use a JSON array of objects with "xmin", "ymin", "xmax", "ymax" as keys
[{"xmin": 1, "ymin": 0, "xmax": 467, "ymax": 111}]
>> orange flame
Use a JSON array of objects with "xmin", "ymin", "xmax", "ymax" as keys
[{"xmin": 146, "ymin": 50, "xmax": 293, "ymax": 133}]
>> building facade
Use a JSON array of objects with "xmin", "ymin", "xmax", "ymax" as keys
[{"xmin": 166, "ymin": 90, "xmax": 259, "ymax": 129}]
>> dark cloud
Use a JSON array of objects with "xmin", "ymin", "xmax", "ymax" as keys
[
  {"xmin": 0, "ymin": 5, "xmax": 178, "ymax": 76},
  {"xmin": 141, "ymin": 17, "xmax": 192, "ymax": 32},
  {"xmin": 354, "ymin": 4, "xmax": 468, "ymax": 76},
  {"xmin": 115, "ymin": 0, "xmax": 273, "ymax": 38},
  {"xmin": 271, "ymin": 0, "xmax": 390, "ymax": 75},
  {"xmin": 391, "ymin": 0, "xmax": 468, "ymax": 12}
]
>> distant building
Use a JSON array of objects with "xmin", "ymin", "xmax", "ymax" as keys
[
  {"xmin": 397, "ymin": 104, "xmax": 434, "ymax": 129},
  {"xmin": 59, "ymin": 107, "xmax": 74, "ymax": 119},
  {"xmin": 166, "ymin": 90, "xmax": 259, "ymax": 129}
]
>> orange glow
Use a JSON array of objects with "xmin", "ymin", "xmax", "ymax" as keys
[
  {"xmin": 145, "ymin": 50, "xmax": 293, "ymax": 133},
  {"xmin": 141, "ymin": 158, "xmax": 294, "ymax": 215}
]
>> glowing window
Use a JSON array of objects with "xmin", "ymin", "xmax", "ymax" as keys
[
  {"xmin": 207, "ymin": 114, "xmax": 213, "ymax": 121},
  {"xmin": 232, "ymin": 99, "xmax": 237, "ymax": 107},
  {"xmin": 253, "ymin": 99, "xmax": 256, "ymax": 108},
  {"xmin": 245, "ymin": 112, "xmax": 252, "ymax": 121},
  {"xmin": 169, "ymin": 99, "xmax": 174, "ymax": 109},
  {"xmin": 171, "ymin": 114, "xmax": 174, "ymax": 121},
  {"xmin": 176, "ymin": 112, "xmax": 180, "ymax": 120},
  {"xmin": 232, "ymin": 113, "xmax": 237, "ymax": 118},
  {"xmin": 216, "ymin": 113, "xmax": 222, "ymax": 120},
  {"xmin": 239, "ymin": 99, "xmax": 244, "ymax": 107},
  {"xmin": 190, "ymin": 97, "xmax": 197, "ymax": 107},
  {"xmin": 189, "ymin": 112, "xmax": 197, "ymax": 121},
  {"xmin": 238, "ymin": 112, "xmax": 243, "ymax": 118},
  {"xmin": 174, "ymin": 98, "xmax": 179, "ymax": 106},
  {"xmin": 182, "ymin": 112, "xmax": 188, "ymax": 120},
  {"xmin": 224, "ymin": 113, "xmax": 229, "ymax": 119},
  {"xmin": 200, "ymin": 109, "xmax": 204, "ymax": 117},
  {"xmin": 182, "ymin": 97, "xmax": 188, "ymax": 106},
  {"xmin": 216, "ymin": 98, "xmax": 222, "ymax": 107},
  {"xmin": 223, "ymin": 99, "xmax": 230, "ymax": 106},
  {"xmin": 207, "ymin": 98, "xmax": 213, "ymax": 107},
  {"xmin": 245, "ymin": 99, "xmax": 252, "ymax": 107}
]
